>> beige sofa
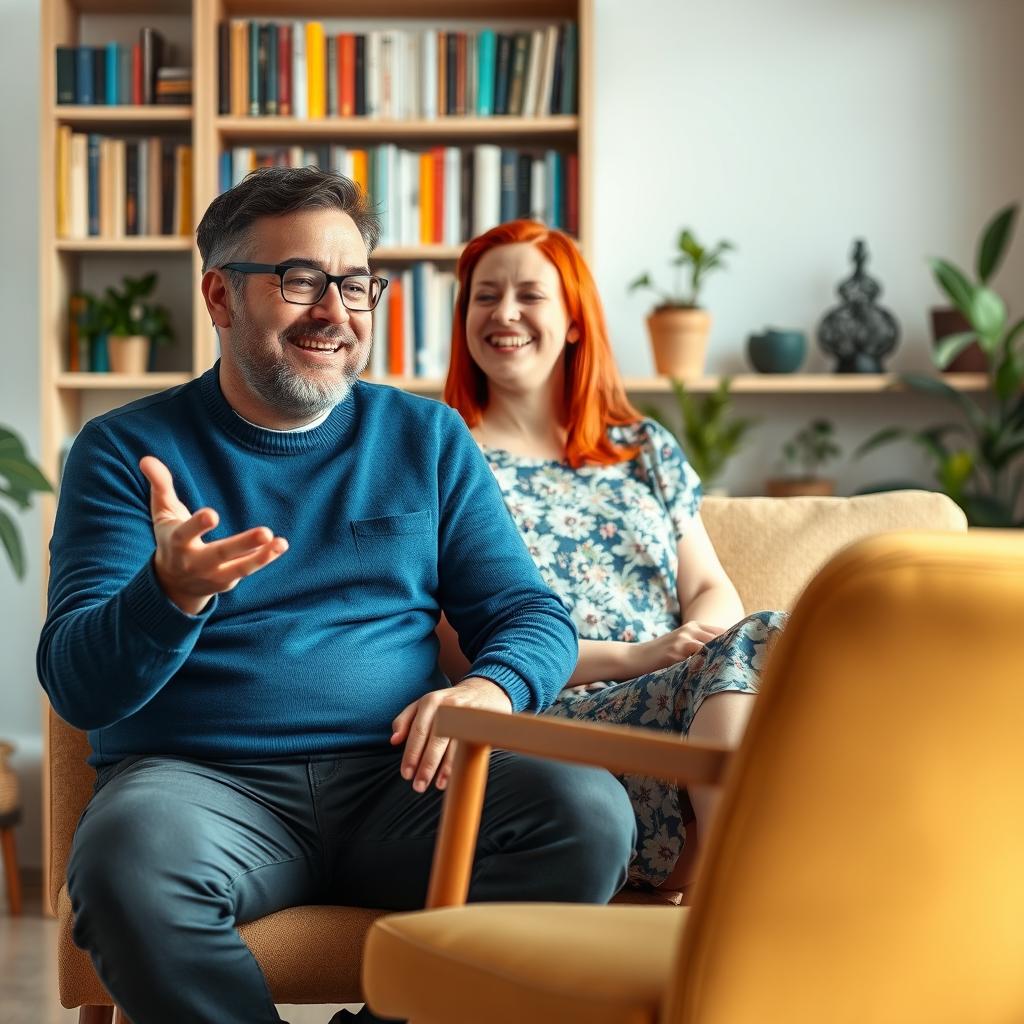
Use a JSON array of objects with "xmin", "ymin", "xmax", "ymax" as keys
[{"xmin": 48, "ymin": 490, "xmax": 967, "ymax": 1020}]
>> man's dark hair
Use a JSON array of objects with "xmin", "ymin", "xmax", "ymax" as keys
[{"xmin": 196, "ymin": 166, "xmax": 382, "ymax": 289}]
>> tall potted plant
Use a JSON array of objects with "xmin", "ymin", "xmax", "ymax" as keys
[
  {"xmin": 646, "ymin": 378, "xmax": 756, "ymax": 495},
  {"xmin": 856, "ymin": 202, "xmax": 1024, "ymax": 526},
  {"xmin": 75, "ymin": 272, "xmax": 174, "ymax": 375},
  {"xmin": 0, "ymin": 426, "xmax": 52, "ymax": 579},
  {"xmin": 629, "ymin": 229, "xmax": 735, "ymax": 379},
  {"xmin": 930, "ymin": 204, "xmax": 1017, "ymax": 373}
]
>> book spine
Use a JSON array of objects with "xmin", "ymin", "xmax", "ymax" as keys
[
  {"xmin": 522, "ymin": 29, "xmax": 543, "ymax": 118},
  {"xmin": 326, "ymin": 35, "xmax": 338, "ymax": 116},
  {"xmin": 70, "ymin": 133, "xmax": 88, "ymax": 237},
  {"xmin": 93, "ymin": 46, "xmax": 106, "ymax": 106},
  {"xmin": 292, "ymin": 20, "xmax": 307, "ymax": 119},
  {"xmin": 147, "ymin": 137, "xmax": 162, "ymax": 233},
  {"xmin": 388, "ymin": 273, "xmax": 404, "ymax": 375},
  {"xmin": 529, "ymin": 156, "xmax": 545, "ymax": 222},
  {"xmin": 473, "ymin": 144, "xmax": 500, "ymax": 236},
  {"xmin": 560, "ymin": 22, "xmax": 578, "ymax": 114},
  {"xmin": 460, "ymin": 144, "xmax": 473, "ymax": 242},
  {"xmin": 118, "ymin": 47, "xmax": 132, "ymax": 107},
  {"xmin": 76, "ymin": 46, "xmax": 94, "ymax": 105},
  {"xmin": 140, "ymin": 28, "xmax": 163, "ymax": 105},
  {"xmin": 419, "ymin": 151, "xmax": 434, "ymax": 245},
  {"xmin": 437, "ymin": 32, "xmax": 446, "ymax": 117},
  {"xmin": 508, "ymin": 32, "xmax": 528, "ymax": 116},
  {"xmin": 536, "ymin": 26, "xmax": 557, "ymax": 117},
  {"xmin": 266, "ymin": 23, "xmax": 278, "ymax": 115},
  {"xmin": 101, "ymin": 44, "xmax": 117, "ymax": 105},
  {"xmin": 365, "ymin": 30, "xmax": 379, "ymax": 118},
  {"xmin": 161, "ymin": 140, "xmax": 174, "ymax": 234},
  {"xmin": 516, "ymin": 152, "xmax": 531, "ymax": 219},
  {"xmin": 218, "ymin": 23, "xmax": 230, "ymax": 114},
  {"xmin": 131, "ymin": 43, "xmax": 143, "ymax": 105},
  {"xmin": 249, "ymin": 21, "xmax": 261, "ymax": 116},
  {"xmin": 278, "ymin": 23, "xmax": 292, "ymax": 116},
  {"xmin": 445, "ymin": 33, "xmax": 457, "ymax": 116},
  {"xmin": 421, "ymin": 30, "xmax": 437, "ymax": 119},
  {"xmin": 412, "ymin": 262, "xmax": 427, "ymax": 376},
  {"xmin": 125, "ymin": 140, "xmax": 139, "ymax": 234},
  {"xmin": 546, "ymin": 149, "xmax": 562, "ymax": 228},
  {"xmin": 499, "ymin": 148, "xmax": 517, "ymax": 222},
  {"xmin": 444, "ymin": 147, "xmax": 460, "ymax": 246},
  {"xmin": 432, "ymin": 146, "xmax": 445, "ymax": 245},
  {"xmin": 550, "ymin": 25, "xmax": 565, "ymax": 117},
  {"xmin": 466, "ymin": 32, "xmax": 477, "ymax": 117},
  {"xmin": 56, "ymin": 47, "xmax": 77, "ymax": 104},
  {"xmin": 339, "ymin": 34, "xmax": 355, "ymax": 117},
  {"xmin": 306, "ymin": 22, "xmax": 325, "ymax": 119},
  {"xmin": 87, "ymin": 133, "xmax": 101, "ymax": 235},
  {"xmin": 494, "ymin": 34, "xmax": 512, "ymax": 116},
  {"xmin": 354, "ymin": 35, "xmax": 365, "ymax": 116},
  {"xmin": 476, "ymin": 31, "xmax": 495, "ymax": 116},
  {"xmin": 455, "ymin": 33, "xmax": 466, "ymax": 117}
]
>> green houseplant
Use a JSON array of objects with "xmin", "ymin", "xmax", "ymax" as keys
[
  {"xmin": 0, "ymin": 426, "xmax": 52, "ymax": 579},
  {"xmin": 765, "ymin": 419, "xmax": 842, "ymax": 497},
  {"xmin": 75, "ymin": 272, "xmax": 174, "ymax": 375},
  {"xmin": 646, "ymin": 378, "xmax": 757, "ymax": 494},
  {"xmin": 629, "ymin": 229, "xmax": 735, "ymax": 379},
  {"xmin": 856, "ymin": 202, "xmax": 1024, "ymax": 526}
]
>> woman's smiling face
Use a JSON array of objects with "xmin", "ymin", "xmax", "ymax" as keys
[{"xmin": 465, "ymin": 242, "xmax": 578, "ymax": 395}]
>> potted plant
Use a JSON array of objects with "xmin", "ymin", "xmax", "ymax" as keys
[
  {"xmin": 645, "ymin": 378, "xmax": 757, "ymax": 495},
  {"xmin": 855, "ymin": 202, "xmax": 1024, "ymax": 527},
  {"xmin": 629, "ymin": 229, "xmax": 735, "ymax": 379},
  {"xmin": 765, "ymin": 419, "xmax": 842, "ymax": 497},
  {"xmin": 0, "ymin": 426, "xmax": 52, "ymax": 579},
  {"xmin": 929, "ymin": 204, "xmax": 1017, "ymax": 374},
  {"xmin": 75, "ymin": 272, "xmax": 174, "ymax": 375}
]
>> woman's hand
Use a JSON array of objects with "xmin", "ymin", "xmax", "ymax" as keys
[{"xmin": 634, "ymin": 621, "xmax": 728, "ymax": 674}]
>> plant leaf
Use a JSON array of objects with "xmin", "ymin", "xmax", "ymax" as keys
[
  {"xmin": 854, "ymin": 426, "xmax": 909, "ymax": 459},
  {"xmin": 0, "ymin": 456, "xmax": 52, "ymax": 494},
  {"xmin": 899, "ymin": 373, "xmax": 987, "ymax": 436},
  {"xmin": 976, "ymin": 203, "xmax": 1018, "ymax": 283},
  {"xmin": 627, "ymin": 272, "xmax": 652, "ymax": 292},
  {"xmin": 932, "ymin": 331, "xmax": 977, "ymax": 370},
  {"xmin": 929, "ymin": 258, "xmax": 973, "ymax": 313},
  {"xmin": 0, "ymin": 507, "xmax": 24, "ymax": 580},
  {"xmin": 969, "ymin": 287, "xmax": 1007, "ymax": 344}
]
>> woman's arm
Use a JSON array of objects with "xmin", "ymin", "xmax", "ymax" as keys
[{"xmin": 676, "ymin": 513, "xmax": 745, "ymax": 625}]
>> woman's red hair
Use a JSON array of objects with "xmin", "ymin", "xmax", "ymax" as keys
[{"xmin": 444, "ymin": 220, "xmax": 642, "ymax": 467}]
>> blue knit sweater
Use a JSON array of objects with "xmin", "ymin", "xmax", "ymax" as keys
[{"xmin": 37, "ymin": 365, "xmax": 577, "ymax": 766}]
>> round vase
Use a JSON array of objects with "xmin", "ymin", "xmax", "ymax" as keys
[{"xmin": 747, "ymin": 330, "xmax": 807, "ymax": 373}]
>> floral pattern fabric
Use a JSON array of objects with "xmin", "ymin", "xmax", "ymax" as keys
[{"xmin": 481, "ymin": 420, "xmax": 787, "ymax": 886}]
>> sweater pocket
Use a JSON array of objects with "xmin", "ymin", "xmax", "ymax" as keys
[{"xmin": 351, "ymin": 510, "xmax": 436, "ymax": 588}]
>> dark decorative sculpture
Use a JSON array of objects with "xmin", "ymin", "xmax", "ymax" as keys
[{"xmin": 817, "ymin": 239, "xmax": 900, "ymax": 373}]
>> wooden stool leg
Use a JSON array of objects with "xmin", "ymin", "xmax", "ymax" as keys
[
  {"xmin": 0, "ymin": 827, "xmax": 21, "ymax": 916},
  {"xmin": 78, "ymin": 1008, "xmax": 113, "ymax": 1024}
]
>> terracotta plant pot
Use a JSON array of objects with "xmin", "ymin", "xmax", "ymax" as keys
[
  {"xmin": 646, "ymin": 307, "xmax": 711, "ymax": 379},
  {"xmin": 930, "ymin": 308, "xmax": 987, "ymax": 373},
  {"xmin": 764, "ymin": 478, "xmax": 836, "ymax": 498},
  {"xmin": 107, "ymin": 335, "xmax": 152, "ymax": 375}
]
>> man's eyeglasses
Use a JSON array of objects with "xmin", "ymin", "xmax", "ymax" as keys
[{"xmin": 220, "ymin": 263, "xmax": 389, "ymax": 311}]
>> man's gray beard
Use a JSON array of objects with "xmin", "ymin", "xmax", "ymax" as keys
[{"xmin": 229, "ymin": 321, "xmax": 371, "ymax": 420}]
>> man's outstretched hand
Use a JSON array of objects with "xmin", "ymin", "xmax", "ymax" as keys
[
  {"xmin": 391, "ymin": 677, "xmax": 513, "ymax": 792},
  {"xmin": 140, "ymin": 455, "xmax": 288, "ymax": 616}
]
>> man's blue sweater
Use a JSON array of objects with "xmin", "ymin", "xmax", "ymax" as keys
[{"xmin": 37, "ymin": 365, "xmax": 578, "ymax": 766}]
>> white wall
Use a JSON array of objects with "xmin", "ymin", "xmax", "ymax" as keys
[{"xmin": 2, "ymin": 0, "xmax": 1022, "ymax": 868}]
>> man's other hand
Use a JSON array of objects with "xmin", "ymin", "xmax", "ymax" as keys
[{"xmin": 390, "ymin": 677, "xmax": 513, "ymax": 792}]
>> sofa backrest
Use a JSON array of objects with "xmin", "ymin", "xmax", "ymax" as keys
[{"xmin": 701, "ymin": 490, "xmax": 967, "ymax": 612}]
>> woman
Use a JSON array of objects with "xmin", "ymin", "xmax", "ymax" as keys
[{"xmin": 438, "ymin": 220, "xmax": 786, "ymax": 891}]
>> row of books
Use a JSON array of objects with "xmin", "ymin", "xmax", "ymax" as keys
[
  {"xmin": 369, "ymin": 265, "xmax": 457, "ymax": 379},
  {"xmin": 222, "ymin": 144, "xmax": 578, "ymax": 247},
  {"xmin": 55, "ymin": 31, "xmax": 191, "ymax": 105},
  {"xmin": 218, "ymin": 21, "xmax": 578, "ymax": 120},
  {"xmin": 56, "ymin": 130, "xmax": 193, "ymax": 239}
]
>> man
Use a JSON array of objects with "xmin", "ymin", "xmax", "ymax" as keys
[{"xmin": 38, "ymin": 166, "xmax": 635, "ymax": 1024}]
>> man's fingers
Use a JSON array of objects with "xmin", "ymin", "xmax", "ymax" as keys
[
  {"xmin": 391, "ymin": 701, "xmax": 418, "ymax": 746},
  {"xmin": 400, "ymin": 702, "xmax": 437, "ymax": 783},
  {"xmin": 414, "ymin": 734, "xmax": 450, "ymax": 793},
  {"xmin": 171, "ymin": 508, "xmax": 221, "ymax": 547},
  {"xmin": 435, "ymin": 741, "xmax": 457, "ymax": 791},
  {"xmin": 200, "ymin": 525, "xmax": 276, "ymax": 562},
  {"xmin": 140, "ymin": 456, "xmax": 189, "ymax": 521},
  {"xmin": 212, "ymin": 537, "xmax": 288, "ymax": 586}
]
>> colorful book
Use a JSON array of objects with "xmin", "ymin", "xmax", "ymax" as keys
[
  {"xmin": 476, "ymin": 31, "xmax": 495, "ymax": 116},
  {"xmin": 249, "ymin": 21, "xmax": 261, "ymax": 115},
  {"xmin": 326, "ymin": 34, "xmax": 338, "ymax": 116},
  {"xmin": 306, "ymin": 22, "xmax": 325, "ymax": 118},
  {"xmin": 292, "ymin": 20, "xmax": 307, "ymax": 119},
  {"xmin": 75, "ymin": 46, "xmax": 94, "ymax": 105},
  {"xmin": 338, "ymin": 33, "xmax": 355, "ymax": 116},
  {"xmin": 278, "ymin": 23, "xmax": 292, "ymax": 115},
  {"xmin": 56, "ymin": 47, "xmax": 76, "ymax": 104}
]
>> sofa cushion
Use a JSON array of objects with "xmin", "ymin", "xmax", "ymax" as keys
[{"xmin": 701, "ymin": 491, "xmax": 967, "ymax": 612}]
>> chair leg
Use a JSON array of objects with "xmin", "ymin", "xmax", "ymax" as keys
[
  {"xmin": 78, "ymin": 1008, "xmax": 113, "ymax": 1024},
  {"xmin": 0, "ymin": 826, "xmax": 21, "ymax": 916}
]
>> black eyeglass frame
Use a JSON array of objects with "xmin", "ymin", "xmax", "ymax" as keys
[{"xmin": 219, "ymin": 262, "xmax": 389, "ymax": 310}]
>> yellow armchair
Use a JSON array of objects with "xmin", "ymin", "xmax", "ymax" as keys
[{"xmin": 363, "ymin": 530, "xmax": 1024, "ymax": 1024}]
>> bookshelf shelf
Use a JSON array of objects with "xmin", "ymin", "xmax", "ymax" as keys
[
  {"xmin": 361, "ymin": 373, "xmax": 992, "ymax": 396},
  {"xmin": 56, "ymin": 237, "xmax": 194, "ymax": 252},
  {"xmin": 54, "ymin": 105, "xmax": 193, "ymax": 124},
  {"xmin": 216, "ymin": 115, "xmax": 579, "ymax": 142},
  {"xmin": 57, "ymin": 372, "xmax": 192, "ymax": 390}
]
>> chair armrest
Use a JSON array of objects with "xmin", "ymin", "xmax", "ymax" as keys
[{"xmin": 425, "ymin": 706, "xmax": 732, "ymax": 909}]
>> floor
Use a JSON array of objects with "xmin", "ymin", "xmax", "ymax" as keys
[{"xmin": 0, "ymin": 882, "xmax": 364, "ymax": 1023}]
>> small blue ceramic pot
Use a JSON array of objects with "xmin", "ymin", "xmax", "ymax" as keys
[{"xmin": 747, "ymin": 328, "xmax": 807, "ymax": 373}]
